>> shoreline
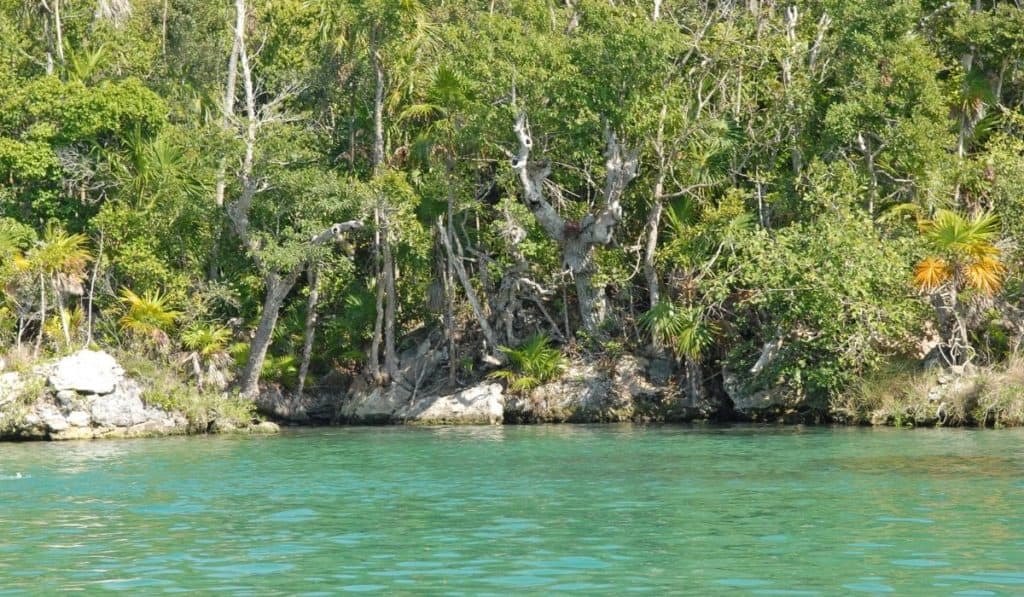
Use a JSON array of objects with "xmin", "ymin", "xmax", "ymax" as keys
[{"xmin": 5, "ymin": 348, "xmax": 1022, "ymax": 442}]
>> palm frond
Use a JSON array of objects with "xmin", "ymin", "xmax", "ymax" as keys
[
  {"xmin": 487, "ymin": 333, "xmax": 566, "ymax": 394},
  {"xmin": 118, "ymin": 288, "xmax": 179, "ymax": 342},
  {"xmin": 913, "ymin": 257, "xmax": 951, "ymax": 291},
  {"xmin": 640, "ymin": 301, "xmax": 716, "ymax": 360},
  {"xmin": 964, "ymin": 256, "xmax": 1005, "ymax": 296}
]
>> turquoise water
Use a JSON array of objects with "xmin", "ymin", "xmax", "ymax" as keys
[{"xmin": 1, "ymin": 425, "xmax": 1023, "ymax": 595}]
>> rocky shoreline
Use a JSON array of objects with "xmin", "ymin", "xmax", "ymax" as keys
[
  {"xmin": 4, "ymin": 346, "xmax": 1018, "ymax": 441},
  {"xmin": 255, "ymin": 353, "xmax": 798, "ymax": 427},
  {"xmin": 0, "ymin": 350, "xmax": 278, "ymax": 441}
]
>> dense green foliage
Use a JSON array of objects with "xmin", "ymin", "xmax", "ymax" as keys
[{"xmin": 2, "ymin": 0, "xmax": 1024, "ymax": 415}]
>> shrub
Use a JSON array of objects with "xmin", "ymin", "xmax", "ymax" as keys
[{"xmin": 488, "ymin": 333, "xmax": 567, "ymax": 393}]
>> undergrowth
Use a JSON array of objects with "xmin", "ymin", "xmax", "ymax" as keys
[
  {"xmin": 832, "ymin": 356, "xmax": 1024, "ymax": 427},
  {"xmin": 118, "ymin": 350, "xmax": 255, "ymax": 433}
]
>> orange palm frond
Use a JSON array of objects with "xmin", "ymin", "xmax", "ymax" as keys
[
  {"xmin": 964, "ymin": 255, "xmax": 1006, "ymax": 295},
  {"xmin": 913, "ymin": 257, "xmax": 951, "ymax": 291}
]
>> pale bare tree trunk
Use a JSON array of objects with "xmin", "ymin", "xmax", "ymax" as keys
[
  {"xmin": 510, "ymin": 112, "xmax": 638, "ymax": 333},
  {"xmin": 85, "ymin": 234, "xmax": 102, "ymax": 347},
  {"xmin": 34, "ymin": 273, "xmax": 46, "ymax": 358},
  {"xmin": 237, "ymin": 222, "xmax": 363, "ymax": 397},
  {"xmin": 161, "ymin": 0, "xmax": 169, "ymax": 57},
  {"xmin": 369, "ymin": 205, "xmax": 385, "ymax": 382},
  {"xmin": 439, "ymin": 217, "xmax": 504, "ymax": 363},
  {"xmin": 442, "ymin": 175, "xmax": 458, "ymax": 381},
  {"xmin": 209, "ymin": 4, "xmax": 243, "ymax": 281},
  {"xmin": 42, "ymin": 8, "xmax": 54, "ymax": 75},
  {"xmin": 370, "ymin": 30, "xmax": 385, "ymax": 174},
  {"xmin": 644, "ymin": 105, "xmax": 667, "ymax": 313},
  {"xmin": 96, "ymin": 0, "xmax": 133, "ymax": 26},
  {"xmin": 239, "ymin": 271, "xmax": 297, "ymax": 397},
  {"xmin": 296, "ymin": 263, "xmax": 320, "ymax": 397},
  {"xmin": 367, "ymin": 30, "xmax": 398, "ymax": 383},
  {"xmin": 53, "ymin": 0, "xmax": 64, "ymax": 67},
  {"xmin": 382, "ymin": 218, "xmax": 398, "ymax": 380}
]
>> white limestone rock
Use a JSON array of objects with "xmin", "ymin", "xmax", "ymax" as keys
[
  {"xmin": 401, "ymin": 382, "xmax": 504, "ymax": 425},
  {"xmin": 48, "ymin": 350, "xmax": 124, "ymax": 395}
]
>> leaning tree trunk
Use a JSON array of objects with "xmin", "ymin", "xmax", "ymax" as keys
[
  {"xmin": 222, "ymin": 0, "xmax": 365, "ymax": 397},
  {"xmin": 510, "ymin": 112, "xmax": 638, "ymax": 333},
  {"xmin": 295, "ymin": 262, "xmax": 320, "ymax": 397},
  {"xmin": 238, "ymin": 271, "xmax": 297, "ymax": 397},
  {"xmin": 236, "ymin": 222, "xmax": 363, "ymax": 398}
]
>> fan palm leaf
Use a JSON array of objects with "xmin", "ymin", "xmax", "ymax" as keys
[{"xmin": 913, "ymin": 257, "xmax": 951, "ymax": 291}]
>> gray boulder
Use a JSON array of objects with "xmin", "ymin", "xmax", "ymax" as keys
[
  {"xmin": 723, "ymin": 370, "xmax": 803, "ymax": 419},
  {"xmin": 400, "ymin": 383, "xmax": 504, "ymax": 425},
  {"xmin": 0, "ymin": 372, "xmax": 24, "ymax": 408},
  {"xmin": 504, "ymin": 363, "xmax": 622, "ymax": 423},
  {"xmin": 1, "ymin": 350, "xmax": 192, "ymax": 440},
  {"xmin": 255, "ymin": 385, "xmax": 341, "ymax": 424},
  {"xmin": 339, "ymin": 379, "xmax": 504, "ymax": 425},
  {"xmin": 48, "ymin": 350, "xmax": 123, "ymax": 395}
]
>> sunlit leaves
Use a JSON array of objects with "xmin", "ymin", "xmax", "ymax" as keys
[
  {"xmin": 488, "ymin": 333, "xmax": 567, "ymax": 394},
  {"xmin": 181, "ymin": 323, "xmax": 232, "ymax": 358},
  {"xmin": 912, "ymin": 257, "xmax": 950, "ymax": 291},
  {"xmin": 915, "ymin": 210, "xmax": 1005, "ymax": 296},
  {"xmin": 118, "ymin": 288, "xmax": 179, "ymax": 349},
  {"xmin": 964, "ymin": 256, "xmax": 1005, "ymax": 296}
]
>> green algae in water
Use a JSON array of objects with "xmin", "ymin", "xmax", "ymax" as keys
[{"xmin": 1, "ymin": 425, "xmax": 1024, "ymax": 594}]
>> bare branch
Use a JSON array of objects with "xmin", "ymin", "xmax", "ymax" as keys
[{"xmin": 511, "ymin": 112, "xmax": 565, "ymax": 240}]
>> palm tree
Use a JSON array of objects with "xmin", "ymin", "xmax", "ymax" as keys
[
  {"xmin": 118, "ymin": 288, "xmax": 180, "ymax": 353},
  {"xmin": 21, "ymin": 224, "xmax": 92, "ymax": 354},
  {"xmin": 180, "ymin": 323, "xmax": 232, "ymax": 390},
  {"xmin": 640, "ymin": 301, "xmax": 716, "ymax": 362},
  {"xmin": 913, "ymin": 209, "xmax": 1005, "ymax": 366}
]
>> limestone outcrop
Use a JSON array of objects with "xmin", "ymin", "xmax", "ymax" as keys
[
  {"xmin": 340, "ymin": 379, "xmax": 504, "ymax": 425},
  {"xmin": 1, "ymin": 349, "xmax": 280, "ymax": 439},
  {"xmin": 0, "ymin": 350, "xmax": 188, "ymax": 440}
]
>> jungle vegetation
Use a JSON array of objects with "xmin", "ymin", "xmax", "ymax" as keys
[{"xmin": 2, "ymin": 0, "xmax": 1024, "ymax": 417}]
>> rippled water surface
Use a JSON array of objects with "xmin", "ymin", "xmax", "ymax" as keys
[{"xmin": 2, "ymin": 425, "xmax": 1024, "ymax": 594}]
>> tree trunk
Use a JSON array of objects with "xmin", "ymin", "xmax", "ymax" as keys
[
  {"xmin": 382, "ymin": 215, "xmax": 398, "ymax": 380},
  {"xmin": 296, "ymin": 263, "xmax": 320, "ymax": 397},
  {"xmin": 366, "ymin": 29, "xmax": 392, "ymax": 384},
  {"xmin": 209, "ymin": 16, "xmax": 242, "ymax": 281},
  {"xmin": 439, "ymin": 217, "xmax": 504, "ymax": 362},
  {"xmin": 574, "ymin": 270, "xmax": 606, "ymax": 333},
  {"xmin": 443, "ymin": 178, "xmax": 458, "ymax": 382},
  {"xmin": 510, "ymin": 112, "xmax": 638, "ymax": 333},
  {"xmin": 239, "ymin": 271, "xmax": 298, "ymax": 398},
  {"xmin": 42, "ymin": 6, "xmax": 54, "ymax": 75},
  {"xmin": 370, "ymin": 30, "xmax": 385, "ymax": 175},
  {"xmin": 644, "ymin": 193, "xmax": 664, "ymax": 305},
  {"xmin": 85, "ymin": 234, "xmax": 102, "ymax": 347},
  {"xmin": 369, "ymin": 204, "xmax": 385, "ymax": 381},
  {"xmin": 161, "ymin": 0, "xmax": 169, "ymax": 57},
  {"xmin": 53, "ymin": 0, "xmax": 64, "ymax": 67},
  {"xmin": 645, "ymin": 104, "xmax": 668, "ymax": 313},
  {"xmin": 931, "ymin": 287, "xmax": 970, "ymax": 366},
  {"xmin": 54, "ymin": 284, "xmax": 70, "ymax": 347},
  {"xmin": 34, "ymin": 273, "xmax": 46, "ymax": 358}
]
